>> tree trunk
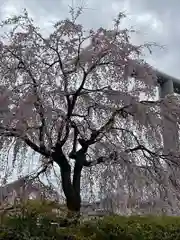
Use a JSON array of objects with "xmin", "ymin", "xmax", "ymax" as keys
[
  {"xmin": 60, "ymin": 168, "xmax": 81, "ymax": 213},
  {"xmin": 52, "ymin": 146, "xmax": 83, "ymax": 218}
]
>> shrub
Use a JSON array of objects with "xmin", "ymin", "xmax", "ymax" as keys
[
  {"xmin": 78, "ymin": 215, "xmax": 180, "ymax": 240},
  {"xmin": 1, "ymin": 202, "xmax": 180, "ymax": 239},
  {"xmin": 0, "ymin": 200, "xmax": 70, "ymax": 239}
]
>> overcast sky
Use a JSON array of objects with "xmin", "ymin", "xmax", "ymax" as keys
[{"xmin": 0, "ymin": 0, "xmax": 179, "ymax": 78}]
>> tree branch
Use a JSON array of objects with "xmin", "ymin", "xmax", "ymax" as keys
[
  {"xmin": 69, "ymin": 122, "xmax": 79, "ymax": 159},
  {"xmin": 83, "ymin": 151, "xmax": 118, "ymax": 167},
  {"xmin": 23, "ymin": 136, "xmax": 50, "ymax": 157},
  {"xmin": 79, "ymin": 99, "xmax": 161, "ymax": 149},
  {"xmin": 83, "ymin": 105, "xmax": 129, "ymax": 147},
  {"xmin": 0, "ymin": 126, "xmax": 50, "ymax": 157},
  {"xmin": 30, "ymin": 159, "xmax": 53, "ymax": 180}
]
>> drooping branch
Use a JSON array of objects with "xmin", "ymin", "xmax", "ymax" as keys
[
  {"xmin": 8, "ymin": 49, "xmax": 50, "ymax": 149},
  {"xmin": 66, "ymin": 100, "xmax": 161, "ymax": 170},
  {"xmin": 30, "ymin": 27, "xmax": 73, "ymax": 136},
  {"xmin": 79, "ymin": 99, "xmax": 161, "ymax": 148},
  {"xmin": 18, "ymin": 61, "xmax": 46, "ymax": 148},
  {"xmin": 29, "ymin": 158, "xmax": 53, "ymax": 180},
  {"xmin": 0, "ymin": 125, "xmax": 51, "ymax": 157}
]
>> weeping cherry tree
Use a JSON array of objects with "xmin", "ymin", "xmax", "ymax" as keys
[{"xmin": 0, "ymin": 9, "xmax": 180, "ymax": 216}]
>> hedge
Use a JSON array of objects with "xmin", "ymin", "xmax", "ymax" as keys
[
  {"xmin": 1, "ymin": 201, "xmax": 180, "ymax": 239},
  {"xmin": 78, "ymin": 215, "xmax": 180, "ymax": 240}
]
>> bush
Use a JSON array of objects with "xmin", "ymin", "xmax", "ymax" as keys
[
  {"xmin": 78, "ymin": 215, "xmax": 180, "ymax": 240},
  {"xmin": 0, "ymin": 200, "xmax": 70, "ymax": 240},
  {"xmin": 1, "ymin": 202, "xmax": 180, "ymax": 239}
]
